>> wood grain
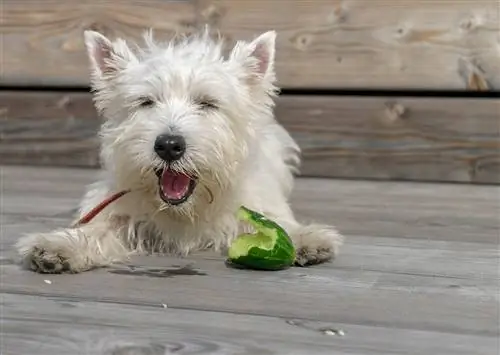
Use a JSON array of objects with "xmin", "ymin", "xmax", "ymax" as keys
[
  {"xmin": 2, "ymin": 91, "xmax": 499, "ymax": 183},
  {"xmin": 2, "ymin": 165, "xmax": 499, "ymax": 245},
  {"xmin": 2, "ymin": 0, "xmax": 499, "ymax": 90},
  {"xmin": 2, "ymin": 293, "xmax": 498, "ymax": 355},
  {"xmin": 0, "ymin": 0, "xmax": 500, "ymax": 91},
  {"xmin": 276, "ymin": 95, "xmax": 500, "ymax": 184},
  {"xmin": 1, "ymin": 0, "xmax": 198, "ymax": 87},
  {"xmin": 1, "ymin": 165, "xmax": 498, "ymax": 354},
  {"xmin": 198, "ymin": 0, "xmax": 500, "ymax": 90},
  {"xmin": 0, "ymin": 92, "xmax": 100, "ymax": 167},
  {"xmin": 1, "ymin": 244, "xmax": 499, "ymax": 337}
]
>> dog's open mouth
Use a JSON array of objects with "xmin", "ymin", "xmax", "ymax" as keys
[{"xmin": 156, "ymin": 168, "xmax": 196, "ymax": 205}]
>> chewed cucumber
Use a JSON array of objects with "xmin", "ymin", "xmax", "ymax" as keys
[{"xmin": 227, "ymin": 206, "xmax": 296, "ymax": 270}]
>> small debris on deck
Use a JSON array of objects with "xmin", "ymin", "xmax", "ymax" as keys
[{"xmin": 322, "ymin": 328, "xmax": 346, "ymax": 337}]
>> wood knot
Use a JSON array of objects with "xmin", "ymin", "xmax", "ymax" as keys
[
  {"xmin": 178, "ymin": 19, "xmax": 197, "ymax": 30},
  {"xmin": 457, "ymin": 58, "xmax": 490, "ymax": 91},
  {"xmin": 56, "ymin": 95, "xmax": 71, "ymax": 109},
  {"xmin": 87, "ymin": 22, "xmax": 109, "ymax": 34},
  {"xmin": 467, "ymin": 72, "xmax": 490, "ymax": 91},
  {"xmin": 459, "ymin": 14, "xmax": 484, "ymax": 32},
  {"xmin": 327, "ymin": 4, "xmax": 348, "ymax": 24},
  {"xmin": 383, "ymin": 102, "xmax": 407, "ymax": 123},
  {"xmin": 291, "ymin": 33, "xmax": 314, "ymax": 51},
  {"xmin": 395, "ymin": 25, "xmax": 409, "ymax": 38},
  {"xmin": 200, "ymin": 4, "xmax": 226, "ymax": 25}
]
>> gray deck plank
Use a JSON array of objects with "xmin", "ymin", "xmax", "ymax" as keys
[
  {"xmin": 2, "ymin": 251, "xmax": 498, "ymax": 337},
  {"xmin": 2, "ymin": 293, "xmax": 497, "ymax": 355},
  {"xmin": 2, "ymin": 220, "xmax": 497, "ymax": 281},
  {"xmin": 2, "ymin": 165, "xmax": 499, "ymax": 244},
  {"xmin": 1, "ymin": 165, "xmax": 499, "ymax": 354}
]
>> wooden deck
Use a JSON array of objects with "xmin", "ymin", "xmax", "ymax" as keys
[
  {"xmin": 3, "ymin": 0, "xmax": 499, "ymax": 90},
  {"xmin": 1, "ymin": 165, "xmax": 499, "ymax": 354}
]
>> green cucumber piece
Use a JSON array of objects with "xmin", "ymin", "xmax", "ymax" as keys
[{"xmin": 227, "ymin": 206, "xmax": 296, "ymax": 270}]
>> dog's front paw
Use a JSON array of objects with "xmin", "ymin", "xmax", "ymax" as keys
[
  {"xmin": 16, "ymin": 230, "xmax": 87, "ymax": 274},
  {"xmin": 24, "ymin": 246, "xmax": 73, "ymax": 274},
  {"xmin": 290, "ymin": 224, "xmax": 344, "ymax": 266}
]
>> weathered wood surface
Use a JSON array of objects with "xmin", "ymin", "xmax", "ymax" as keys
[
  {"xmin": 1, "ymin": 165, "xmax": 499, "ymax": 354},
  {"xmin": 278, "ymin": 95, "xmax": 500, "ymax": 183},
  {"xmin": 2, "ymin": 0, "xmax": 499, "ymax": 90},
  {"xmin": 2, "ymin": 91, "xmax": 499, "ymax": 183},
  {"xmin": 0, "ymin": 92, "xmax": 100, "ymax": 167},
  {"xmin": 198, "ymin": 0, "xmax": 500, "ymax": 90},
  {"xmin": 2, "ymin": 166, "xmax": 500, "ymax": 245},
  {"xmin": 3, "ymin": 292, "xmax": 498, "ymax": 355},
  {"xmin": 2, "ymin": 293, "xmax": 498, "ymax": 355},
  {"xmin": 1, "ymin": 0, "xmax": 198, "ymax": 87}
]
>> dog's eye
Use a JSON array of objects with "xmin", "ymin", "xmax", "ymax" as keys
[
  {"xmin": 196, "ymin": 98, "xmax": 218, "ymax": 110},
  {"xmin": 138, "ymin": 97, "xmax": 155, "ymax": 108}
]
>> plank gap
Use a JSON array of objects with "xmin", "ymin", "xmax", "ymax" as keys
[{"xmin": 2, "ymin": 87, "xmax": 500, "ymax": 98}]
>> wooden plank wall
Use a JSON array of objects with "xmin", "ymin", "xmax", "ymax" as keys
[{"xmin": 1, "ymin": 0, "xmax": 499, "ymax": 183}]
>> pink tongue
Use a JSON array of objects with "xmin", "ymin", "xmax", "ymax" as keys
[{"xmin": 160, "ymin": 170, "xmax": 191, "ymax": 200}]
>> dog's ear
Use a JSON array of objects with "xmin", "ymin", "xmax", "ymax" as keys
[
  {"xmin": 83, "ymin": 30, "xmax": 137, "ymax": 80},
  {"xmin": 233, "ymin": 31, "xmax": 276, "ymax": 83},
  {"xmin": 247, "ymin": 31, "xmax": 276, "ymax": 77}
]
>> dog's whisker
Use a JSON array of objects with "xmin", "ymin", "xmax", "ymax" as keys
[{"xmin": 204, "ymin": 185, "xmax": 214, "ymax": 204}]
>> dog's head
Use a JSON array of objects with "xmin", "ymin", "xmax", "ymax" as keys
[{"xmin": 83, "ymin": 28, "xmax": 278, "ymax": 213}]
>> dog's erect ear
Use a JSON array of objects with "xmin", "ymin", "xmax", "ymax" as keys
[
  {"xmin": 247, "ymin": 31, "xmax": 276, "ymax": 77},
  {"xmin": 233, "ymin": 31, "xmax": 276, "ymax": 82},
  {"xmin": 83, "ymin": 30, "xmax": 137, "ymax": 79}
]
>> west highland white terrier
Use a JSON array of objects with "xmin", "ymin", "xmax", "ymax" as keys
[{"xmin": 16, "ymin": 28, "xmax": 344, "ymax": 273}]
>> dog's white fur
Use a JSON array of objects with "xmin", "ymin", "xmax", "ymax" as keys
[{"xmin": 16, "ymin": 28, "xmax": 344, "ymax": 273}]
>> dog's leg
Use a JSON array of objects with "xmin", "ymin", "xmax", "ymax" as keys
[
  {"xmin": 260, "ymin": 205, "xmax": 344, "ymax": 267},
  {"xmin": 16, "ymin": 218, "xmax": 130, "ymax": 274},
  {"xmin": 253, "ymin": 124, "xmax": 343, "ymax": 265},
  {"xmin": 288, "ymin": 223, "xmax": 344, "ymax": 266}
]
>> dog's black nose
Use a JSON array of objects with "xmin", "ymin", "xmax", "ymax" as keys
[{"xmin": 154, "ymin": 134, "xmax": 186, "ymax": 162}]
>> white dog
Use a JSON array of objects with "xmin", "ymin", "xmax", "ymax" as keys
[{"xmin": 16, "ymin": 28, "xmax": 343, "ymax": 273}]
